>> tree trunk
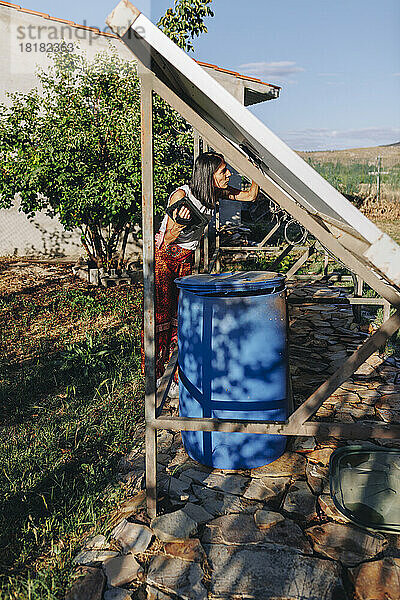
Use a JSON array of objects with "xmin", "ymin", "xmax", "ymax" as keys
[{"xmin": 117, "ymin": 223, "xmax": 131, "ymax": 270}]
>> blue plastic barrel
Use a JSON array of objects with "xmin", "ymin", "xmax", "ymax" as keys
[{"xmin": 175, "ymin": 271, "xmax": 288, "ymax": 470}]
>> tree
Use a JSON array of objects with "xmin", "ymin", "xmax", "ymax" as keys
[
  {"xmin": 157, "ymin": 0, "xmax": 214, "ymax": 52},
  {"xmin": 0, "ymin": 1, "xmax": 214, "ymax": 268},
  {"xmin": 0, "ymin": 50, "xmax": 193, "ymax": 268}
]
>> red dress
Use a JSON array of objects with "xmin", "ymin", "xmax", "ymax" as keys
[
  {"xmin": 141, "ymin": 185, "xmax": 212, "ymax": 381},
  {"xmin": 141, "ymin": 241, "xmax": 194, "ymax": 381}
]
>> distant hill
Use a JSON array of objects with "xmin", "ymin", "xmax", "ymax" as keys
[{"xmin": 298, "ymin": 144, "xmax": 400, "ymax": 168}]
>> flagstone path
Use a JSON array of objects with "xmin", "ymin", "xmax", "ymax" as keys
[{"xmin": 68, "ymin": 280, "xmax": 400, "ymax": 600}]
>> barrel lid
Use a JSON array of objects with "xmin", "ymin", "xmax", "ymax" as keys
[{"xmin": 175, "ymin": 271, "xmax": 285, "ymax": 293}]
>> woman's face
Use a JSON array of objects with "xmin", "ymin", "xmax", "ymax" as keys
[{"xmin": 213, "ymin": 161, "xmax": 231, "ymax": 189}]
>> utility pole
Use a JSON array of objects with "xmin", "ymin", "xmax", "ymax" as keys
[{"xmin": 368, "ymin": 156, "xmax": 388, "ymax": 201}]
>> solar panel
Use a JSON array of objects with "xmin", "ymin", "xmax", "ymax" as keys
[{"xmin": 106, "ymin": 1, "xmax": 400, "ymax": 295}]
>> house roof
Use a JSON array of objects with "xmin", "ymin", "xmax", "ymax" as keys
[
  {"xmin": 196, "ymin": 61, "xmax": 280, "ymax": 91},
  {"xmin": 0, "ymin": 0, "xmax": 281, "ymax": 99}
]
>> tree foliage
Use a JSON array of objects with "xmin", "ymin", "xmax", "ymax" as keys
[
  {"xmin": 0, "ymin": 1, "xmax": 214, "ymax": 268},
  {"xmin": 0, "ymin": 51, "xmax": 193, "ymax": 267},
  {"xmin": 157, "ymin": 0, "xmax": 214, "ymax": 52}
]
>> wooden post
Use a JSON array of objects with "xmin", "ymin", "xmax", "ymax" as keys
[
  {"xmin": 323, "ymin": 250, "xmax": 329, "ymax": 277},
  {"xmin": 140, "ymin": 71, "xmax": 157, "ymax": 519},
  {"xmin": 193, "ymin": 131, "xmax": 201, "ymax": 273},
  {"xmin": 383, "ymin": 300, "xmax": 391, "ymax": 323},
  {"xmin": 215, "ymin": 199, "xmax": 221, "ymax": 273},
  {"xmin": 352, "ymin": 274, "xmax": 364, "ymax": 323},
  {"xmin": 202, "ymin": 140, "xmax": 211, "ymax": 273}
]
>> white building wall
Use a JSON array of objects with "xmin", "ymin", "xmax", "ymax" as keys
[
  {"xmin": 0, "ymin": 197, "xmax": 82, "ymax": 258},
  {"xmin": 0, "ymin": 4, "xmax": 134, "ymax": 105}
]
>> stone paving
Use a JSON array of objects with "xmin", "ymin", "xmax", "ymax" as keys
[{"xmin": 68, "ymin": 280, "xmax": 400, "ymax": 600}]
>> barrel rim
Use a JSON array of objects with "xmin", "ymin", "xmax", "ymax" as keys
[{"xmin": 175, "ymin": 270, "xmax": 286, "ymax": 292}]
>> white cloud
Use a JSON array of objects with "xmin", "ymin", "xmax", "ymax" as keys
[
  {"xmin": 238, "ymin": 61, "xmax": 305, "ymax": 83},
  {"xmin": 280, "ymin": 127, "xmax": 400, "ymax": 151},
  {"xmin": 393, "ymin": 72, "xmax": 400, "ymax": 77}
]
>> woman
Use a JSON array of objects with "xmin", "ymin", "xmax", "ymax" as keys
[{"xmin": 142, "ymin": 151, "xmax": 259, "ymax": 392}]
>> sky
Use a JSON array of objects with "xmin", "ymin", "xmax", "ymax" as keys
[{"xmin": 15, "ymin": 0, "xmax": 400, "ymax": 151}]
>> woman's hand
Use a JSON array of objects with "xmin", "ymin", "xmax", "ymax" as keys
[
  {"xmin": 155, "ymin": 232, "xmax": 164, "ymax": 249},
  {"xmin": 156, "ymin": 206, "xmax": 188, "ymax": 248},
  {"xmin": 218, "ymin": 180, "xmax": 259, "ymax": 202},
  {"xmin": 162, "ymin": 195, "xmax": 191, "ymax": 247},
  {"xmin": 172, "ymin": 205, "xmax": 191, "ymax": 223}
]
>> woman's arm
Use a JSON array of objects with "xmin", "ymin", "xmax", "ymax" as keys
[
  {"xmin": 219, "ymin": 180, "xmax": 259, "ymax": 202},
  {"xmin": 162, "ymin": 189, "xmax": 191, "ymax": 247}
]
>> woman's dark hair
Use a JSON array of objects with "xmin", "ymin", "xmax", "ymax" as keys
[{"xmin": 189, "ymin": 152, "xmax": 225, "ymax": 209}]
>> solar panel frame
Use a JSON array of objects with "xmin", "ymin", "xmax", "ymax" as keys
[{"xmin": 106, "ymin": 2, "xmax": 400, "ymax": 291}]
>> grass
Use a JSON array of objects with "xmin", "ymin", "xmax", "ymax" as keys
[
  {"xmin": 298, "ymin": 144, "xmax": 400, "ymax": 213},
  {"xmin": 298, "ymin": 144, "xmax": 400, "ymax": 169},
  {"xmin": 303, "ymin": 159, "xmax": 400, "ymax": 199},
  {"xmin": 0, "ymin": 262, "xmax": 144, "ymax": 599},
  {"xmin": 306, "ymin": 160, "xmax": 376, "ymax": 196}
]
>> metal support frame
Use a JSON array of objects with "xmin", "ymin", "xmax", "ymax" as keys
[
  {"xmin": 150, "ymin": 417, "xmax": 400, "ymax": 440},
  {"xmin": 266, "ymin": 245, "xmax": 294, "ymax": 272},
  {"xmin": 285, "ymin": 244, "xmax": 316, "ymax": 280},
  {"xmin": 138, "ymin": 63, "xmax": 400, "ymax": 518},
  {"xmin": 258, "ymin": 221, "xmax": 281, "ymax": 247},
  {"xmin": 215, "ymin": 203, "xmax": 280, "ymax": 270}
]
